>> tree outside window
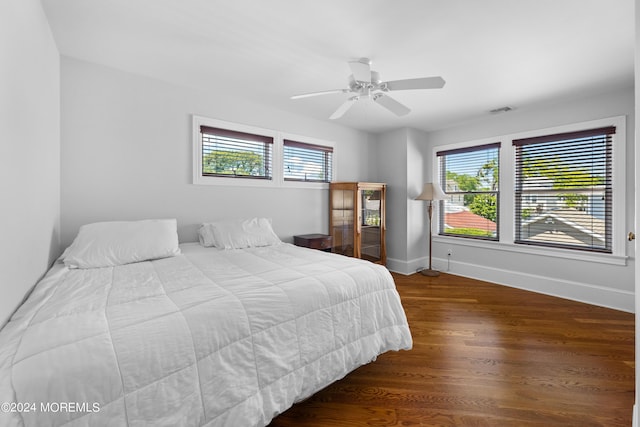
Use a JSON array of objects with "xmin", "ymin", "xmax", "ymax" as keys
[{"xmin": 438, "ymin": 143, "xmax": 500, "ymax": 240}]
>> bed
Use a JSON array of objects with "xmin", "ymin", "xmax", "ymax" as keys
[{"xmin": 0, "ymin": 219, "xmax": 412, "ymax": 427}]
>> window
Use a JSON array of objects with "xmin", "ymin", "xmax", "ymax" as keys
[
  {"xmin": 193, "ymin": 116, "xmax": 336, "ymax": 187},
  {"xmin": 513, "ymin": 126, "xmax": 614, "ymax": 253},
  {"xmin": 200, "ymin": 125, "xmax": 273, "ymax": 180},
  {"xmin": 432, "ymin": 117, "xmax": 625, "ymax": 263},
  {"xmin": 437, "ymin": 143, "xmax": 500, "ymax": 240},
  {"xmin": 283, "ymin": 140, "xmax": 333, "ymax": 182}
]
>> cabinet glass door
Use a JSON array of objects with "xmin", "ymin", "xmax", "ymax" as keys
[
  {"xmin": 331, "ymin": 189, "xmax": 354, "ymax": 256},
  {"xmin": 360, "ymin": 189, "xmax": 382, "ymax": 262}
]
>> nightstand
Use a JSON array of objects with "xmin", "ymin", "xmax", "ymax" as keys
[{"xmin": 293, "ymin": 234, "xmax": 333, "ymax": 252}]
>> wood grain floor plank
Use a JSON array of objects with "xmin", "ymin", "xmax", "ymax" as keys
[{"xmin": 269, "ymin": 272, "xmax": 634, "ymax": 427}]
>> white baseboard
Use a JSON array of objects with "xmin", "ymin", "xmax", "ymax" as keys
[
  {"xmin": 633, "ymin": 403, "xmax": 637, "ymax": 427},
  {"xmin": 387, "ymin": 256, "xmax": 634, "ymax": 313},
  {"xmin": 387, "ymin": 256, "xmax": 425, "ymax": 276}
]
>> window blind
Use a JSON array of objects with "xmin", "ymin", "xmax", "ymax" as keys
[
  {"xmin": 200, "ymin": 126, "xmax": 273, "ymax": 179},
  {"xmin": 513, "ymin": 126, "xmax": 614, "ymax": 253},
  {"xmin": 283, "ymin": 139, "xmax": 333, "ymax": 182},
  {"xmin": 437, "ymin": 143, "xmax": 500, "ymax": 240}
]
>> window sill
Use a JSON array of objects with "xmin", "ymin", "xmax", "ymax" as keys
[
  {"xmin": 193, "ymin": 175, "xmax": 330, "ymax": 190},
  {"xmin": 282, "ymin": 181, "xmax": 329, "ymax": 190},
  {"xmin": 193, "ymin": 175, "xmax": 274, "ymax": 187},
  {"xmin": 433, "ymin": 235, "xmax": 628, "ymax": 266}
]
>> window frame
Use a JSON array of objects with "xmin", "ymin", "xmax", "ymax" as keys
[
  {"xmin": 280, "ymin": 132, "xmax": 336, "ymax": 189},
  {"xmin": 437, "ymin": 142, "xmax": 501, "ymax": 241},
  {"xmin": 283, "ymin": 139, "xmax": 334, "ymax": 183},
  {"xmin": 513, "ymin": 126, "xmax": 614, "ymax": 254},
  {"xmin": 192, "ymin": 116, "xmax": 336, "ymax": 188},
  {"xmin": 431, "ymin": 116, "xmax": 626, "ymax": 266},
  {"xmin": 200, "ymin": 125, "xmax": 274, "ymax": 181}
]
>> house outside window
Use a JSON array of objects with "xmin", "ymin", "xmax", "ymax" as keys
[
  {"xmin": 513, "ymin": 126, "xmax": 614, "ymax": 253},
  {"xmin": 432, "ymin": 116, "xmax": 625, "ymax": 264},
  {"xmin": 437, "ymin": 143, "xmax": 500, "ymax": 240}
]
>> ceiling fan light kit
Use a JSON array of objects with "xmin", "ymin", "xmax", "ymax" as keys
[{"xmin": 292, "ymin": 57, "xmax": 445, "ymax": 120}]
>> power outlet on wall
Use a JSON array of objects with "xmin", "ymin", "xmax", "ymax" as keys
[{"xmin": 447, "ymin": 248, "xmax": 453, "ymax": 256}]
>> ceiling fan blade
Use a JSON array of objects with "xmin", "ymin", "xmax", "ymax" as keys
[
  {"xmin": 291, "ymin": 89, "xmax": 347, "ymax": 99},
  {"xmin": 373, "ymin": 93, "xmax": 411, "ymax": 116},
  {"xmin": 384, "ymin": 76, "xmax": 446, "ymax": 91},
  {"xmin": 329, "ymin": 97, "xmax": 358, "ymax": 120},
  {"xmin": 348, "ymin": 58, "xmax": 371, "ymax": 82}
]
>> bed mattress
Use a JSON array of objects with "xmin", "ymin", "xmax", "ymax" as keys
[{"xmin": 0, "ymin": 243, "xmax": 412, "ymax": 426}]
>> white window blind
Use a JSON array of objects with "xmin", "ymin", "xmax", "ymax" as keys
[
  {"xmin": 200, "ymin": 126, "xmax": 273, "ymax": 179},
  {"xmin": 283, "ymin": 140, "xmax": 333, "ymax": 182},
  {"xmin": 513, "ymin": 126, "xmax": 614, "ymax": 253},
  {"xmin": 437, "ymin": 143, "xmax": 500, "ymax": 240}
]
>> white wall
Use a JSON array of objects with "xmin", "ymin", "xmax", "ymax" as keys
[
  {"xmin": 375, "ymin": 128, "xmax": 408, "ymax": 267},
  {"xmin": 0, "ymin": 0, "xmax": 60, "ymax": 326},
  {"xmin": 60, "ymin": 57, "xmax": 374, "ymax": 247},
  {"xmin": 422, "ymin": 88, "xmax": 635, "ymax": 312},
  {"xmin": 374, "ymin": 127, "xmax": 429, "ymax": 274},
  {"xmin": 406, "ymin": 128, "xmax": 430, "ymax": 266}
]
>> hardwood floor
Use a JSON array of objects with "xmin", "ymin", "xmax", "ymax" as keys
[{"xmin": 269, "ymin": 272, "xmax": 635, "ymax": 427}]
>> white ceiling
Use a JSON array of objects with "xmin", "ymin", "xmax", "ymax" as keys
[{"xmin": 41, "ymin": 0, "xmax": 634, "ymax": 134}]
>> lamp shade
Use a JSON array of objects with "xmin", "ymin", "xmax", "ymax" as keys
[{"xmin": 415, "ymin": 182, "xmax": 446, "ymax": 201}]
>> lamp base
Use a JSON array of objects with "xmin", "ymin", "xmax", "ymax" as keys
[{"xmin": 420, "ymin": 268, "xmax": 440, "ymax": 277}]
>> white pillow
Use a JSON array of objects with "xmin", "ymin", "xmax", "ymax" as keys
[
  {"xmin": 198, "ymin": 223, "xmax": 218, "ymax": 247},
  {"xmin": 199, "ymin": 218, "xmax": 281, "ymax": 249},
  {"xmin": 63, "ymin": 219, "xmax": 181, "ymax": 269}
]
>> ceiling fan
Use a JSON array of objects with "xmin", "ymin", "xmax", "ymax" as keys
[{"xmin": 291, "ymin": 58, "xmax": 446, "ymax": 120}]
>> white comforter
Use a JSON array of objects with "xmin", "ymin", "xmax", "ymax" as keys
[{"xmin": 0, "ymin": 243, "xmax": 412, "ymax": 427}]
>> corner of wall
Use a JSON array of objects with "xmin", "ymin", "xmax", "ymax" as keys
[{"xmin": 0, "ymin": 0, "xmax": 61, "ymax": 326}]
